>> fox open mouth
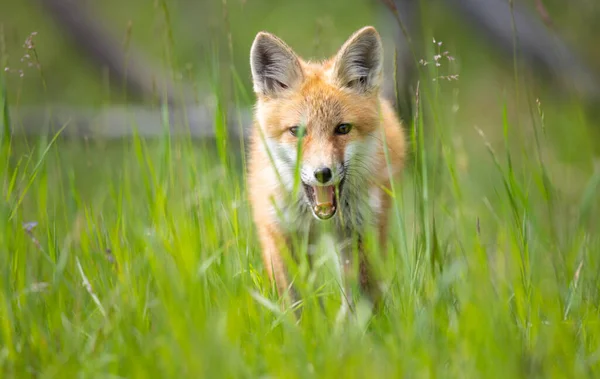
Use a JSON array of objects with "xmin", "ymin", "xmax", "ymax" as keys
[{"xmin": 303, "ymin": 179, "xmax": 344, "ymax": 220}]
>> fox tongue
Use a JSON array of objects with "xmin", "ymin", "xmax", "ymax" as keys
[
  {"xmin": 311, "ymin": 185, "xmax": 336, "ymax": 220},
  {"xmin": 314, "ymin": 185, "xmax": 335, "ymax": 206}
]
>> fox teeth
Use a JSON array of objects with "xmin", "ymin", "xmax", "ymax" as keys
[
  {"xmin": 312, "ymin": 185, "xmax": 336, "ymax": 220},
  {"xmin": 313, "ymin": 204, "xmax": 336, "ymax": 220}
]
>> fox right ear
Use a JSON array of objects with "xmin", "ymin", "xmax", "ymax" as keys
[
  {"xmin": 331, "ymin": 26, "xmax": 383, "ymax": 94},
  {"xmin": 250, "ymin": 32, "xmax": 304, "ymax": 97}
]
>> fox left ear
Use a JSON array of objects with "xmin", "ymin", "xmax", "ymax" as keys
[
  {"xmin": 331, "ymin": 26, "xmax": 384, "ymax": 94},
  {"xmin": 250, "ymin": 31, "xmax": 304, "ymax": 97}
]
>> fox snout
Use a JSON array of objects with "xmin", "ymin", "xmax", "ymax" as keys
[{"xmin": 300, "ymin": 162, "xmax": 343, "ymax": 186}]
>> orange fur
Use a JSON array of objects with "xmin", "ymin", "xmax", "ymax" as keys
[{"xmin": 247, "ymin": 26, "xmax": 406, "ymax": 312}]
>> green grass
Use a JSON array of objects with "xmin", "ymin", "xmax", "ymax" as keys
[
  {"xmin": 1, "ymin": 1, "xmax": 600, "ymax": 377},
  {"xmin": 1, "ymin": 81, "xmax": 599, "ymax": 378}
]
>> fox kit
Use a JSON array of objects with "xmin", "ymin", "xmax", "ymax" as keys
[{"xmin": 247, "ymin": 26, "xmax": 406, "ymax": 313}]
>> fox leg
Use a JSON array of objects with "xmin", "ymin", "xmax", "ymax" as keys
[
  {"xmin": 377, "ymin": 189, "xmax": 392, "ymax": 258},
  {"xmin": 357, "ymin": 188, "xmax": 394, "ymax": 313},
  {"xmin": 257, "ymin": 224, "xmax": 298, "ymax": 309},
  {"xmin": 305, "ymin": 243, "xmax": 328, "ymax": 315},
  {"xmin": 335, "ymin": 242, "xmax": 355, "ymax": 324},
  {"xmin": 335, "ymin": 232, "xmax": 360, "ymax": 322},
  {"xmin": 357, "ymin": 236, "xmax": 383, "ymax": 312}
]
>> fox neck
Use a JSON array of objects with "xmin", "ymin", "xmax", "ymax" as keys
[{"xmin": 273, "ymin": 178, "xmax": 380, "ymax": 237}]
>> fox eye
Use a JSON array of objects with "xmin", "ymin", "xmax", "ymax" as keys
[
  {"xmin": 289, "ymin": 126, "xmax": 304, "ymax": 137},
  {"xmin": 335, "ymin": 123, "xmax": 352, "ymax": 135}
]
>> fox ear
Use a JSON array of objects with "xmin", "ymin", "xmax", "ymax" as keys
[
  {"xmin": 250, "ymin": 32, "xmax": 304, "ymax": 97},
  {"xmin": 331, "ymin": 26, "xmax": 383, "ymax": 94}
]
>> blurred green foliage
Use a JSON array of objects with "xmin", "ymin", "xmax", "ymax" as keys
[{"xmin": 1, "ymin": 0, "xmax": 598, "ymax": 107}]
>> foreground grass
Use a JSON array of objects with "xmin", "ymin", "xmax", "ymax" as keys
[{"xmin": 1, "ymin": 89, "xmax": 599, "ymax": 378}]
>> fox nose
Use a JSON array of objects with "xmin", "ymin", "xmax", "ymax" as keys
[{"xmin": 314, "ymin": 167, "xmax": 332, "ymax": 184}]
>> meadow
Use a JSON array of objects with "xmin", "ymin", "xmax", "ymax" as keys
[{"xmin": 1, "ymin": 0, "xmax": 600, "ymax": 377}]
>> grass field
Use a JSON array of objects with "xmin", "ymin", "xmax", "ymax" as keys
[{"xmin": 2, "ymin": 1, "xmax": 600, "ymax": 378}]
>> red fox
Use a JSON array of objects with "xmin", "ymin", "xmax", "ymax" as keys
[{"xmin": 247, "ymin": 26, "xmax": 407, "ymax": 313}]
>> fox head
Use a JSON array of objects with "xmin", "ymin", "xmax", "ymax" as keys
[{"xmin": 250, "ymin": 26, "xmax": 385, "ymax": 221}]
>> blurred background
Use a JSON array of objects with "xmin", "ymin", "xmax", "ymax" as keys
[
  {"xmin": 1, "ymin": 0, "xmax": 600, "ymax": 173},
  {"xmin": 1, "ymin": 0, "xmax": 599, "ymax": 105}
]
